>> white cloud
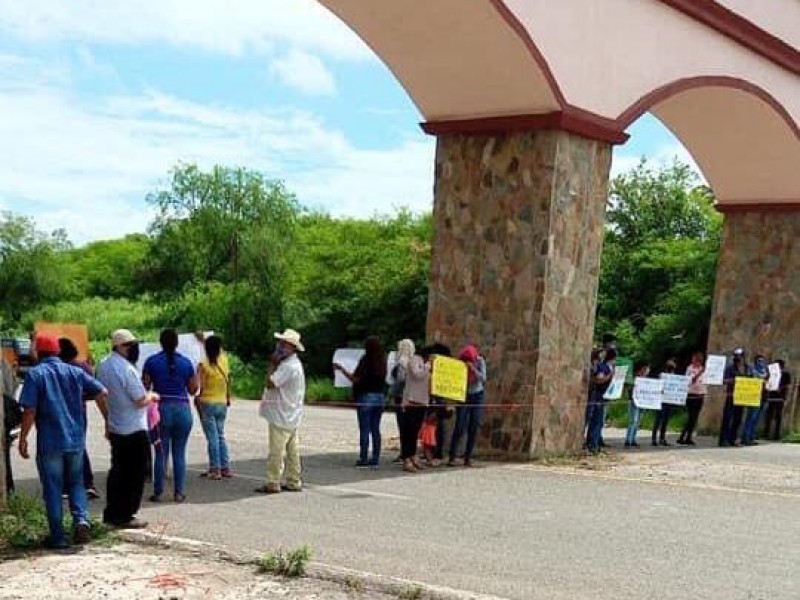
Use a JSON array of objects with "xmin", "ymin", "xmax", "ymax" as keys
[
  {"xmin": 0, "ymin": 0, "xmax": 371, "ymax": 62},
  {"xmin": 611, "ymin": 142, "xmax": 704, "ymax": 181},
  {"xmin": 0, "ymin": 54, "xmax": 433, "ymax": 244},
  {"xmin": 270, "ymin": 49, "xmax": 337, "ymax": 96}
]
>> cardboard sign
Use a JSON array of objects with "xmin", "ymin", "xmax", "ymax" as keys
[
  {"xmin": 34, "ymin": 322, "xmax": 90, "ymax": 362},
  {"xmin": 332, "ymin": 348, "xmax": 365, "ymax": 388},
  {"xmin": 431, "ymin": 355, "xmax": 468, "ymax": 402},
  {"xmin": 733, "ymin": 377, "xmax": 763, "ymax": 407},
  {"xmin": 767, "ymin": 363, "xmax": 782, "ymax": 392},
  {"xmin": 633, "ymin": 377, "xmax": 663, "ymax": 410},
  {"xmin": 702, "ymin": 355, "xmax": 726, "ymax": 385},
  {"xmin": 603, "ymin": 365, "xmax": 629, "ymax": 400},
  {"xmin": 661, "ymin": 374, "xmax": 690, "ymax": 406}
]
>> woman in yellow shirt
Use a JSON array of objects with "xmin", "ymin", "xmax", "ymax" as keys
[{"xmin": 196, "ymin": 335, "xmax": 232, "ymax": 479}]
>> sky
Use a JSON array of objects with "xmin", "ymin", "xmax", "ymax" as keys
[{"xmin": 0, "ymin": 0, "xmax": 698, "ymax": 244}]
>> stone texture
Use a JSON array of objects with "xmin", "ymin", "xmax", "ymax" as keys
[
  {"xmin": 427, "ymin": 130, "xmax": 611, "ymax": 458},
  {"xmin": 701, "ymin": 208, "xmax": 800, "ymax": 433}
]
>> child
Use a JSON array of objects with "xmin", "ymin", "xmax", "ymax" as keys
[
  {"xmin": 624, "ymin": 361, "xmax": 650, "ymax": 448},
  {"xmin": 419, "ymin": 411, "xmax": 439, "ymax": 467}
]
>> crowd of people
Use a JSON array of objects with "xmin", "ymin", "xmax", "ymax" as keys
[{"xmin": 585, "ymin": 337, "xmax": 794, "ymax": 454}]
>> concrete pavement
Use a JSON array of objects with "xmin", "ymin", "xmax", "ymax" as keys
[{"xmin": 11, "ymin": 401, "xmax": 800, "ymax": 599}]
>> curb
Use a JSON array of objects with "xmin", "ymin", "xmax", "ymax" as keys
[{"xmin": 119, "ymin": 530, "xmax": 509, "ymax": 600}]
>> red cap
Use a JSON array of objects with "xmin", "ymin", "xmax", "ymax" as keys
[
  {"xmin": 459, "ymin": 344, "xmax": 479, "ymax": 362},
  {"xmin": 34, "ymin": 333, "xmax": 60, "ymax": 354}
]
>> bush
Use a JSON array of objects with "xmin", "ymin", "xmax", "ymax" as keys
[
  {"xmin": 230, "ymin": 354, "xmax": 265, "ymax": 399},
  {"xmin": 257, "ymin": 545, "xmax": 312, "ymax": 577},
  {"xmin": 0, "ymin": 492, "xmax": 114, "ymax": 550},
  {"xmin": 305, "ymin": 379, "xmax": 351, "ymax": 404}
]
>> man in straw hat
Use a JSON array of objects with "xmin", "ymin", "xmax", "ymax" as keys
[
  {"xmin": 255, "ymin": 329, "xmax": 306, "ymax": 495},
  {"xmin": 18, "ymin": 333, "xmax": 108, "ymax": 549}
]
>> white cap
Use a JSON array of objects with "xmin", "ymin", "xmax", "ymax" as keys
[{"xmin": 111, "ymin": 329, "xmax": 137, "ymax": 347}]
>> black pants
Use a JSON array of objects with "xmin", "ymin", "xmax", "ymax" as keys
[
  {"xmin": 4, "ymin": 435, "xmax": 13, "ymax": 494},
  {"xmin": 719, "ymin": 397, "xmax": 744, "ymax": 446},
  {"xmin": 762, "ymin": 401, "xmax": 785, "ymax": 440},
  {"xmin": 652, "ymin": 405, "xmax": 673, "ymax": 442},
  {"xmin": 104, "ymin": 430, "xmax": 151, "ymax": 525},
  {"xmin": 680, "ymin": 395, "xmax": 705, "ymax": 441},
  {"xmin": 398, "ymin": 405, "xmax": 426, "ymax": 460}
]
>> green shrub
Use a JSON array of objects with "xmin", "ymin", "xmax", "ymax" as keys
[
  {"xmin": 305, "ymin": 378, "xmax": 351, "ymax": 403},
  {"xmin": 229, "ymin": 354, "xmax": 265, "ymax": 400},
  {"xmin": 257, "ymin": 545, "xmax": 312, "ymax": 577}
]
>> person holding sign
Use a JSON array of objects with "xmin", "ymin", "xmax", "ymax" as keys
[
  {"xmin": 334, "ymin": 336, "xmax": 388, "ymax": 469},
  {"xmin": 397, "ymin": 344, "xmax": 432, "ymax": 473},
  {"xmin": 651, "ymin": 359, "xmax": 678, "ymax": 447},
  {"xmin": 719, "ymin": 349, "xmax": 751, "ymax": 447},
  {"xmin": 448, "ymin": 345, "xmax": 487, "ymax": 467},
  {"xmin": 586, "ymin": 349, "xmax": 616, "ymax": 454},
  {"xmin": 624, "ymin": 361, "xmax": 651, "ymax": 448},
  {"xmin": 741, "ymin": 355, "xmax": 769, "ymax": 445},
  {"xmin": 763, "ymin": 360, "xmax": 791, "ymax": 441},
  {"xmin": 678, "ymin": 351, "xmax": 706, "ymax": 446}
]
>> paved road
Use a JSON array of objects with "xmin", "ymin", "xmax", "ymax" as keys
[{"xmin": 12, "ymin": 402, "xmax": 800, "ymax": 600}]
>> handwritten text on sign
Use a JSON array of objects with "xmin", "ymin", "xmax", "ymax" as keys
[
  {"xmin": 633, "ymin": 377, "xmax": 664, "ymax": 410},
  {"xmin": 702, "ymin": 355, "xmax": 726, "ymax": 385},
  {"xmin": 661, "ymin": 374, "xmax": 690, "ymax": 406},
  {"xmin": 431, "ymin": 356, "xmax": 468, "ymax": 402},
  {"xmin": 733, "ymin": 377, "xmax": 763, "ymax": 407}
]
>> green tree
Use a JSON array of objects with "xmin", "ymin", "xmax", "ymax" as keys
[
  {"xmin": 0, "ymin": 212, "xmax": 71, "ymax": 321},
  {"xmin": 62, "ymin": 234, "xmax": 151, "ymax": 298}
]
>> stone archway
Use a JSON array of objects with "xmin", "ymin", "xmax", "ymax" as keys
[{"xmin": 317, "ymin": 0, "xmax": 800, "ymax": 456}]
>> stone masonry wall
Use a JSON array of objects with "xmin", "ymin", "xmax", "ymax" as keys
[
  {"xmin": 701, "ymin": 209, "xmax": 800, "ymax": 433},
  {"xmin": 427, "ymin": 130, "xmax": 611, "ymax": 458}
]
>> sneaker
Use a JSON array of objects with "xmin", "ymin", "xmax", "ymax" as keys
[
  {"xmin": 45, "ymin": 537, "xmax": 70, "ymax": 550},
  {"xmin": 173, "ymin": 493, "xmax": 187, "ymax": 503},
  {"xmin": 120, "ymin": 518, "xmax": 148, "ymax": 530},
  {"xmin": 148, "ymin": 494, "xmax": 162, "ymax": 503},
  {"xmin": 355, "ymin": 460, "xmax": 370, "ymax": 469},
  {"xmin": 86, "ymin": 487, "xmax": 101, "ymax": 500},
  {"xmin": 686, "ymin": 440, "xmax": 697, "ymax": 446},
  {"xmin": 221, "ymin": 468, "xmax": 234, "ymax": 478},
  {"xmin": 280, "ymin": 484, "xmax": 303, "ymax": 492},
  {"xmin": 660, "ymin": 439, "xmax": 672, "ymax": 447},
  {"xmin": 624, "ymin": 442, "xmax": 631, "ymax": 448},
  {"xmin": 254, "ymin": 484, "xmax": 281, "ymax": 495},
  {"xmin": 74, "ymin": 523, "xmax": 91, "ymax": 545}
]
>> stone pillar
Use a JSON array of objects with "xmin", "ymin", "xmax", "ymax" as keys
[
  {"xmin": 701, "ymin": 207, "xmax": 800, "ymax": 434},
  {"xmin": 427, "ymin": 129, "xmax": 612, "ymax": 458}
]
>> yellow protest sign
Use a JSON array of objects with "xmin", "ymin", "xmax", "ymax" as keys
[
  {"xmin": 431, "ymin": 356, "xmax": 468, "ymax": 403},
  {"xmin": 733, "ymin": 377, "xmax": 763, "ymax": 407}
]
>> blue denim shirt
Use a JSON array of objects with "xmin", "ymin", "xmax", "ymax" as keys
[{"xmin": 20, "ymin": 357, "xmax": 105, "ymax": 455}]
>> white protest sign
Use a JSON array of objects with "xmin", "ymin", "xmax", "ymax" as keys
[
  {"xmin": 702, "ymin": 355, "xmax": 727, "ymax": 385},
  {"xmin": 603, "ymin": 365, "xmax": 629, "ymax": 400},
  {"xmin": 135, "ymin": 331, "xmax": 213, "ymax": 373},
  {"xmin": 633, "ymin": 377, "xmax": 664, "ymax": 410},
  {"xmin": 767, "ymin": 363, "xmax": 782, "ymax": 392},
  {"xmin": 386, "ymin": 351, "xmax": 397, "ymax": 385},
  {"xmin": 332, "ymin": 348, "xmax": 365, "ymax": 388},
  {"xmin": 136, "ymin": 342, "xmax": 161, "ymax": 374},
  {"xmin": 661, "ymin": 374, "xmax": 690, "ymax": 406}
]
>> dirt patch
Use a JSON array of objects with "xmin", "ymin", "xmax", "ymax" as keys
[{"xmin": 0, "ymin": 543, "xmax": 393, "ymax": 599}]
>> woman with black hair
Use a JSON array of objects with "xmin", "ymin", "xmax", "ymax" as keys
[
  {"xmin": 335, "ymin": 336, "xmax": 387, "ymax": 468},
  {"xmin": 143, "ymin": 329, "xmax": 198, "ymax": 503},
  {"xmin": 196, "ymin": 335, "xmax": 232, "ymax": 479}
]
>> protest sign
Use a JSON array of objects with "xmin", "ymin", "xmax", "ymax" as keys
[
  {"xmin": 767, "ymin": 363, "xmax": 782, "ymax": 392},
  {"xmin": 702, "ymin": 355, "xmax": 726, "ymax": 385},
  {"xmin": 633, "ymin": 377, "xmax": 663, "ymax": 410},
  {"xmin": 431, "ymin": 356, "xmax": 468, "ymax": 402},
  {"xmin": 616, "ymin": 357, "xmax": 634, "ymax": 384},
  {"xmin": 661, "ymin": 374, "xmax": 690, "ymax": 406},
  {"xmin": 332, "ymin": 348, "xmax": 365, "ymax": 388},
  {"xmin": 733, "ymin": 377, "xmax": 763, "ymax": 407},
  {"xmin": 135, "ymin": 342, "xmax": 161, "ymax": 374},
  {"xmin": 603, "ymin": 365, "xmax": 629, "ymax": 400},
  {"xmin": 34, "ymin": 322, "xmax": 90, "ymax": 362},
  {"xmin": 386, "ymin": 351, "xmax": 397, "ymax": 385}
]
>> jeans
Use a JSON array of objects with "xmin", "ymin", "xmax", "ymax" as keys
[
  {"xmin": 652, "ymin": 405, "xmax": 673, "ymax": 442},
  {"xmin": 356, "ymin": 393, "xmax": 384, "ymax": 464},
  {"xmin": 37, "ymin": 451, "xmax": 88, "ymax": 546},
  {"xmin": 680, "ymin": 395, "xmax": 704, "ymax": 441},
  {"xmin": 719, "ymin": 396, "xmax": 743, "ymax": 446},
  {"xmin": 199, "ymin": 403, "xmax": 229, "ymax": 470},
  {"xmin": 449, "ymin": 391, "xmax": 485, "ymax": 460},
  {"xmin": 153, "ymin": 402, "xmax": 193, "ymax": 497},
  {"xmin": 741, "ymin": 403, "xmax": 764, "ymax": 444},
  {"xmin": 586, "ymin": 401, "xmax": 606, "ymax": 452},
  {"xmin": 104, "ymin": 430, "xmax": 150, "ymax": 525},
  {"xmin": 430, "ymin": 396, "xmax": 449, "ymax": 460},
  {"xmin": 398, "ymin": 404, "xmax": 426, "ymax": 460},
  {"xmin": 266, "ymin": 423, "xmax": 301, "ymax": 489},
  {"xmin": 625, "ymin": 401, "xmax": 641, "ymax": 445},
  {"xmin": 763, "ymin": 401, "xmax": 785, "ymax": 440}
]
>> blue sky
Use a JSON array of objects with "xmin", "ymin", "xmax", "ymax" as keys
[{"xmin": 0, "ymin": 0, "xmax": 696, "ymax": 244}]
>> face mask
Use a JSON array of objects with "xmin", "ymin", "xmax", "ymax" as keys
[{"xmin": 126, "ymin": 342, "xmax": 140, "ymax": 365}]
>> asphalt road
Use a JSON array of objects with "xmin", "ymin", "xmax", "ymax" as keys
[{"xmin": 12, "ymin": 402, "xmax": 800, "ymax": 600}]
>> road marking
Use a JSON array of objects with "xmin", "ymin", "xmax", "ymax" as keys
[
  {"xmin": 186, "ymin": 468, "xmax": 412, "ymax": 501},
  {"xmin": 500, "ymin": 464, "xmax": 800, "ymax": 500}
]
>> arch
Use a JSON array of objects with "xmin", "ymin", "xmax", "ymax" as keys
[{"xmin": 616, "ymin": 77, "xmax": 800, "ymax": 204}]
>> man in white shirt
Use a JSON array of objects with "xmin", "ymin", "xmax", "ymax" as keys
[
  {"xmin": 256, "ymin": 329, "xmax": 306, "ymax": 495},
  {"xmin": 96, "ymin": 329, "xmax": 156, "ymax": 528}
]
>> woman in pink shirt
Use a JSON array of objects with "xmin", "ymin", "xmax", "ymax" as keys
[{"xmin": 678, "ymin": 351, "xmax": 706, "ymax": 445}]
